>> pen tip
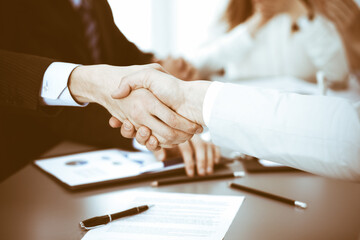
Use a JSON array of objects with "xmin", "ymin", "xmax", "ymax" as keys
[
  {"xmin": 295, "ymin": 201, "xmax": 308, "ymax": 209},
  {"xmin": 234, "ymin": 171, "xmax": 246, "ymax": 177},
  {"xmin": 150, "ymin": 181, "xmax": 158, "ymax": 187},
  {"xmin": 79, "ymin": 222, "xmax": 85, "ymax": 229}
]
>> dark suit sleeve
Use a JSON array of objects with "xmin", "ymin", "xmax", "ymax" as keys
[
  {"xmin": 0, "ymin": 49, "xmax": 54, "ymax": 111},
  {"xmin": 111, "ymin": 24, "xmax": 154, "ymax": 66}
]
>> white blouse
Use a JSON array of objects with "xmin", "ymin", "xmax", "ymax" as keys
[{"xmin": 191, "ymin": 14, "xmax": 349, "ymax": 84}]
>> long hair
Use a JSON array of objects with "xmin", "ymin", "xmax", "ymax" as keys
[{"xmin": 222, "ymin": 0, "xmax": 254, "ymax": 32}]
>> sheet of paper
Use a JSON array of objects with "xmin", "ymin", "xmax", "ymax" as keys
[
  {"xmin": 82, "ymin": 191, "xmax": 244, "ymax": 240},
  {"xmin": 34, "ymin": 149, "xmax": 158, "ymax": 186}
]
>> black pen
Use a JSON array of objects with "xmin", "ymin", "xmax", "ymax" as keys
[
  {"xmin": 79, "ymin": 205, "xmax": 154, "ymax": 230},
  {"xmin": 229, "ymin": 182, "xmax": 307, "ymax": 209},
  {"xmin": 151, "ymin": 171, "xmax": 245, "ymax": 187}
]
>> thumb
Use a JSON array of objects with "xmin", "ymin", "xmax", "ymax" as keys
[
  {"xmin": 112, "ymin": 64, "xmax": 167, "ymax": 99},
  {"xmin": 111, "ymin": 70, "xmax": 152, "ymax": 99},
  {"xmin": 111, "ymin": 78, "xmax": 137, "ymax": 99}
]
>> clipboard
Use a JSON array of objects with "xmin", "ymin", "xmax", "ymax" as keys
[{"xmin": 34, "ymin": 148, "xmax": 230, "ymax": 191}]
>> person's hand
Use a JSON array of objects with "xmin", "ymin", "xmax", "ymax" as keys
[
  {"xmin": 158, "ymin": 56, "xmax": 200, "ymax": 81},
  {"xmin": 111, "ymin": 67, "xmax": 210, "ymax": 126},
  {"xmin": 153, "ymin": 135, "xmax": 221, "ymax": 177},
  {"xmin": 109, "ymin": 118, "xmax": 162, "ymax": 151},
  {"xmin": 68, "ymin": 64, "xmax": 203, "ymax": 147},
  {"xmin": 110, "ymin": 68, "xmax": 211, "ymax": 148},
  {"xmin": 109, "ymin": 118, "xmax": 221, "ymax": 176}
]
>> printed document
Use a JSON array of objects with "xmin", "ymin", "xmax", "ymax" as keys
[
  {"xmin": 82, "ymin": 191, "xmax": 244, "ymax": 240},
  {"xmin": 34, "ymin": 149, "xmax": 179, "ymax": 187}
]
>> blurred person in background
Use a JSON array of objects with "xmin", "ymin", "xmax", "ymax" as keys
[
  {"xmin": 118, "ymin": 0, "xmax": 360, "ymax": 175},
  {"xmin": 310, "ymin": 0, "xmax": 360, "ymax": 79},
  {"xmin": 187, "ymin": 0, "xmax": 350, "ymax": 89}
]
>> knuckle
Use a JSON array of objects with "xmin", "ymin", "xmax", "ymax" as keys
[
  {"xmin": 166, "ymin": 113, "xmax": 179, "ymax": 128},
  {"xmin": 135, "ymin": 134, "xmax": 145, "ymax": 144},
  {"xmin": 186, "ymin": 123, "xmax": 198, "ymax": 134},
  {"xmin": 164, "ymin": 129, "xmax": 177, "ymax": 142},
  {"xmin": 121, "ymin": 128, "xmax": 132, "ymax": 138},
  {"xmin": 136, "ymin": 138, "xmax": 146, "ymax": 145}
]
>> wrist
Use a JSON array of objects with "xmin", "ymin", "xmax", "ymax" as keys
[
  {"xmin": 68, "ymin": 65, "xmax": 95, "ymax": 104},
  {"xmin": 68, "ymin": 65, "xmax": 115, "ymax": 105},
  {"xmin": 182, "ymin": 81, "xmax": 211, "ymax": 126}
]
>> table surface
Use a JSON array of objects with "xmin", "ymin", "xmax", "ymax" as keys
[{"xmin": 1, "ymin": 141, "xmax": 360, "ymax": 240}]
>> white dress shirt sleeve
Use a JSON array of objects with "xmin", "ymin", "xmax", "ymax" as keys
[
  {"xmin": 203, "ymin": 81, "xmax": 224, "ymax": 126},
  {"xmin": 41, "ymin": 62, "xmax": 88, "ymax": 106},
  {"xmin": 203, "ymin": 81, "xmax": 360, "ymax": 181}
]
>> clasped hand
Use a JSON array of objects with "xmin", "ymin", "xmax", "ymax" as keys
[
  {"xmin": 106, "ymin": 63, "xmax": 219, "ymax": 176},
  {"xmin": 69, "ymin": 64, "xmax": 202, "ymax": 149}
]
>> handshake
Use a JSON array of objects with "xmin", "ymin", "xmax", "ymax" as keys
[{"xmin": 68, "ymin": 63, "xmax": 219, "ymax": 177}]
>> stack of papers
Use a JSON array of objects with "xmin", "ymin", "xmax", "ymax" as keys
[
  {"xmin": 82, "ymin": 191, "xmax": 244, "ymax": 240},
  {"xmin": 34, "ymin": 149, "xmax": 184, "ymax": 190}
]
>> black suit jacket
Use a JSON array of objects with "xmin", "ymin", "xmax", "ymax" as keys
[
  {"xmin": 0, "ymin": 0, "xmax": 153, "ymax": 181},
  {"xmin": 0, "ymin": 0, "xmax": 153, "ymax": 110}
]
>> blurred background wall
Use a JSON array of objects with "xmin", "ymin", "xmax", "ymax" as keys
[{"xmin": 108, "ymin": 0, "xmax": 227, "ymax": 58}]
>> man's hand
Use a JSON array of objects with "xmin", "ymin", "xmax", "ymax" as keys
[
  {"xmin": 158, "ymin": 56, "xmax": 200, "ymax": 81},
  {"xmin": 110, "ymin": 119, "xmax": 221, "ymax": 176},
  {"xmin": 68, "ymin": 64, "xmax": 203, "ymax": 147},
  {"xmin": 154, "ymin": 135, "xmax": 221, "ymax": 177},
  {"xmin": 109, "ymin": 117, "xmax": 221, "ymax": 176},
  {"xmin": 111, "ymin": 67, "xmax": 211, "ymax": 127}
]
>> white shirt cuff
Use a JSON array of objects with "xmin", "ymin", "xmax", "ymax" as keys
[
  {"xmin": 41, "ymin": 62, "xmax": 88, "ymax": 107},
  {"xmin": 202, "ymin": 81, "xmax": 224, "ymax": 126}
]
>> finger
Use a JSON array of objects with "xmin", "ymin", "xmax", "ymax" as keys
[
  {"xmin": 109, "ymin": 116, "xmax": 122, "ymax": 128},
  {"xmin": 145, "ymin": 135, "xmax": 160, "ymax": 151},
  {"xmin": 150, "ymin": 100, "xmax": 202, "ymax": 135},
  {"xmin": 142, "ymin": 114, "xmax": 192, "ymax": 146},
  {"xmin": 206, "ymin": 144, "xmax": 214, "ymax": 175},
  {"xmin": 120, "ymin": 120, "xmax": 136, "ymax": 139},
  {"xmin": 179, "ymin": 141, "xmax": 195, "ymax": 177},
  {"xmin": 135, "ymin": 126, "xmax": 151, "ymax": 145},
  {"xmin": 153, "ymin": 148, "xmax": 167, "ymax": 161},
  {"xmin": 214, "ymin": 146, "xmax": 221, "ymax": 164},
  {"xmin": 192, "ymin": 140, "xmax": 206, "ymax": 176}
]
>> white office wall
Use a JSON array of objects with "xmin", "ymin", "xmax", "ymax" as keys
[
  {"xmin": 108, "ymin": 0, "xmax": 153, "ymax": 52},
  {"xmin": 108, "ymin": 0, "xmax": 227, "ymax": 58}
]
